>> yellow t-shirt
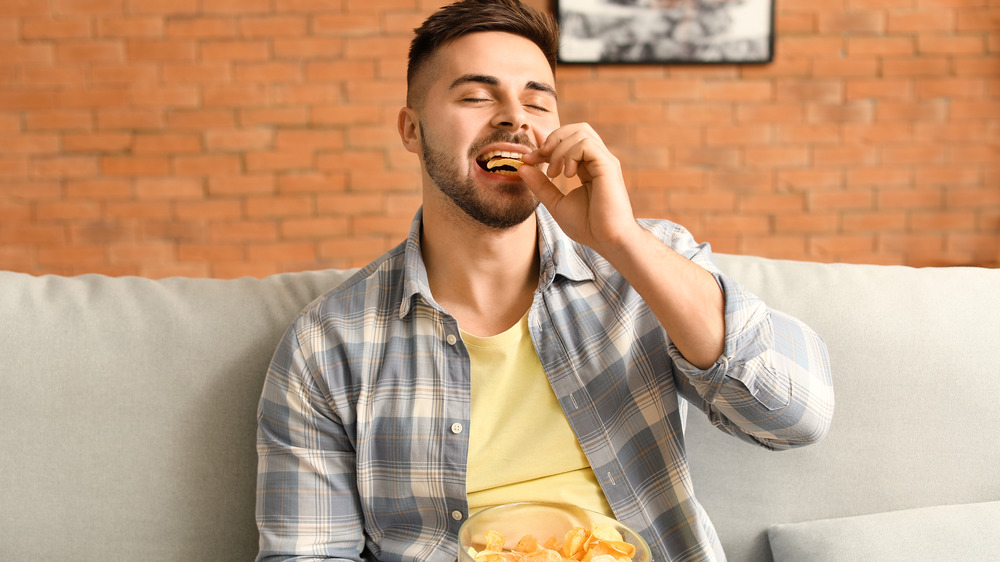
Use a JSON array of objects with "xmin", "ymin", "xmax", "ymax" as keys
[{"xmin": 463, "ymin": 312, "xmax": 614, "ymax": 517}]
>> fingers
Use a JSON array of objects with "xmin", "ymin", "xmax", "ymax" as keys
[
  {"xmin": 523, "ymin": 123, "xmax": 612, "ymax": 182},
  {"xmin": 517, "ymin": 160, "xmax": 563, "ymax": 210}
]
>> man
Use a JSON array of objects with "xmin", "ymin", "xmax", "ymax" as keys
[{"xmin": 255, "ymin": 1, "xmax": 834, "ymax": 560}]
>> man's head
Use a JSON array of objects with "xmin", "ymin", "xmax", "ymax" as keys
[
  {"xmin": 399, "ymin": 1, "xmax": 561, "ymax": 231},
  {"xmin": 406, "ymin": 0, "xmax": 559, "ymax": 110}
]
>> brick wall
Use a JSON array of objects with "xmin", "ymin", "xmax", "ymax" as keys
[{"xmin": 1, "ymin": 0, "xmax": 997, "ymax": 278}]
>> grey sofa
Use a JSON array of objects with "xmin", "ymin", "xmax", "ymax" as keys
[{"xmin": 2, "ymin": 254, "xmax": 998, "ymax": 561}]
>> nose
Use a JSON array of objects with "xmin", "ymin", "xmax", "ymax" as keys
[{"xmin": 492, "ymin": 99, "xmax": 529, "ymax": 132}]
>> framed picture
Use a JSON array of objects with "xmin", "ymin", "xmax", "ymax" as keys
[{"xmin": 556, "ymin": 0, "xmax": 775, "ymax": 65}]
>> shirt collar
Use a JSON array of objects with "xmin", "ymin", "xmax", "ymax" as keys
[{"xmin": 397, "ymin": 205, "xmax": 596, "ymax": 318}]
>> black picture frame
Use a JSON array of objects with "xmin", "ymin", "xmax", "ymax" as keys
[{"xmin": 556, "ymin": 0, "xmax": 775, "ymax": 65}]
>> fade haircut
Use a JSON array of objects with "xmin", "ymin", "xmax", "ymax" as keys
[{"xmin": 406, "ymin": 0, "xmax": 559, "ymax": 108}]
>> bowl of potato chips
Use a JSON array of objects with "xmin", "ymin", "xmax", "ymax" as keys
[{"xmin": 457, "ymin": 501, "xmax": 651, "ymax": 562}]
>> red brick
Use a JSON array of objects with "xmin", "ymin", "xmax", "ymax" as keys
[
  {"xmin": 240, "ymin": 15, "xmax": 308, "ymax": 38},
  {"xmin": 65, "ymin": 178, "xmax": 132, "ymax": 199},
  {"xmin": 814, "ymin": 145, "xmax": 879, "ymax": 166},
  {"xmin": 55, "ymin": 88, "xmax": 129, "ymax": 108},
  {"xmin": 161, "ymin": 62, "xmax": 233, "ymax": 84},
  {"xmin": 743, "ymin": 146, "xmax": 811, "ymax": 168},
  {"xmin": 209, "ymin": 221, "xmax": 277, "ymax": 242},
  {"xmin": 97, "ymin": 16, "xmax": 164, "ymax": 38},
  {"xmin": 90, "ymin": 62, "xmax": 158, "ymax": 84},
  {"xmin": 55, "ymin": 40, "xmax": 124, "ymax": 62},
  {"xmin": 235, "ymin": 62, "xmax": 303, "ymax": 83},
  {"xmin": 208, "ymin": 175, "xmax": 275, "ymax": 196},
  {"xmin": 845, "ymin": 78, "xmax": 914, "ymax": 101},
  {"xmin": 166, "ymin": 109, "xmax": 235, "ymax": 130},
  {"xmin": 272, "ymin": 38, "xmax": 344, "ymax": 59},
  {"xmin": 807, "ymin": 101, "xmax": 875, "ymax": 123},
  {"xmin": 104, "ymin": 201, "xmax": 172, "ymax": 219},
  {"xmin": 126, "ymin": 39, "xmax": 197, "ymax": 61},
  {"xmin": 847, "ymin": 37, "xmax": 915, "ymax": 56},
  {"xmin": 101, "ymin": 155, "xmax": 170, "ymax": 176},
  {"xmin": 877, "ymin": 187, "xmax": 943, "ymax": 209},
  {"xmin": 202, "ymin": 85, "xmax": 269, "ymax": 107},
  {"xmin": 202, "ymin": 0, "xmax": 270, "ymax": 14},
  {"xmin": 818, "ymin": 11, "xmax": 885, "ymax": 33},
  {"xmin": 241, "ymin": 107, "xmax": 309, "ymax": 126},
  {"xmin": 173, "ymin": 154, "xmax": 242, "ymax": 176},
  {"xmin": 165, "ymin": 17, "xmax": 236, "ymax": 39},
  {"xmin": 97, "ymin": 108, "xmax": 164, "ymax": 130},
  {"xmin": 309, "ymin": 182, "xmax": 386, "ymax": 211},
  {"xmin": 918, "ymin": 34, "xmax": 986, "ymax": 55},
  {"xmin": 280, "ymin": 217, "xmax": 350, "ymax": 239},
  {"xmin": 778, "ymin": 169, "xmax": 845, "ymax": 190},
  {"xmin": 2, "ymin": 224, "xmax": 68, "ymax": 246},
  {"xmin": 311, "ymin": 104, "xmax": 382, "ymax": 125},
  {"xmin": 174, "ymin": 200, "xmax": 241, "ymax": 220},
  {"xmin": 53, "ymin": 0, "xmax": 124, "ymax": 16},
  {"xmin": 245, "ymin": 150, "xmax": 314, "ymax": 172},
  {"xmin": 704, "ymin": 125, "xmax": 773, "ymax": 147},
  {"xmin": 204, "ymin": 128, "xmax": 273, "ymax": 151},
  {"xmin": 201, "ymin": 40, "xmax": 270, "ymax": 61},
  {"xmin": 810, "ymin": 188, "xmax": 875, "ymax": 210},
  {"xmin": 275, "ymin": 129, "xmax": 345, "ymax": 150},
  {"xmin": 279, "ymin": 173, "xmax": 347, "ymax": 194},
  {"xmin": 63, "ymin": 132, "xmax": 133, "ymax": 152},
  {"xmin": 36, "ymin": 200, "xmax": 101, "ymax": 221},
  {"xmin": 313, "ymin": 13, "xmax": 380, "ymax": 35},
  {"xmin": 31, "ymin": 155, "xmax": 98, "ymax": 178},
  {"xmin": 133, "ymin": 132, "xmax": 202, "ymax": 154},
  {"xmin": 842, "ymin": 211, "xmax": 908, "ymax": 231},
  {"xmin": 178, "ymin": 243, "xmax": 244, "ymax": 262},
  {"xmin": 23, "ymin": 18, "xmax": 92, "ymax": 39},
  {"xmin": 248, "ymin": 242, "xmax": 317, "ymax": 263},
  {"xmin": 887, "ymin": 11, "xmax": 956, "ymax": 32},
  {"xmin": 19, "ymin": 65, "xmax": 87, "ymax": 86},
  {"xmin": 38, "ymin": 245, "xmax": 106, "ymax": 267},
  {"xmin": 0, "ymin": 133, "xmax": 60, "ymax": 154},
  {"xmin": 135, "ymin": 177, "xmax": 203, "ymax": 199}
]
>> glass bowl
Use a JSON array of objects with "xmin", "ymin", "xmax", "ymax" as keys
[{"xmin": 457, "ymin": 501, "xmax": 651, "ymax": 561}]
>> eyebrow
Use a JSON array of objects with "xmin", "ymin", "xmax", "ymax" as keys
[{"xmin": 449, "ymin": 73, "xmax": 558, "ymax": 100}]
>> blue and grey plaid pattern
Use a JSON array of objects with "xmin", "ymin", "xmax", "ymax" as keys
[{"xmin": 256, "ymin": 206, "xmax": 834, "ymax": 562}]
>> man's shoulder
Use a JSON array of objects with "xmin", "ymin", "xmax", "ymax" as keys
[{"xmin": 297, "ymin": 241, "xmax": 409, "ymax": 326}]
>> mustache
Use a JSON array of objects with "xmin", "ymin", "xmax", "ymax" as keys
[{"xmin": 467, "ymin": 130, "xmax": 536, "ymax": 159}]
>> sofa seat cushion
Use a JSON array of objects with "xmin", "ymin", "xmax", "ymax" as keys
[{"xmin": 767, "ymin": 500, "xmax": 1000, "ymax": 562}]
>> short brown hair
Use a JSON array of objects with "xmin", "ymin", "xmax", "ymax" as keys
[{"xmin": 406, "ymin": 0, "xmax": 559, "ymax": 107}]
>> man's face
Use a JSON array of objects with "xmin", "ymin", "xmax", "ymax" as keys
[{"xmin": 409, "ymin": 31, "xmax": 560, "ymax": 230}]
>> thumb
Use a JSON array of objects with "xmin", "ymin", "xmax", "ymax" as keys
[{"xmin": 518, "ymin": 164, "xmax": 564, "ymax": 210}]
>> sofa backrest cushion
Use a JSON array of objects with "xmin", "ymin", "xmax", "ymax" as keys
[
  {"xmin": 689, "ymin": 254, "xmax": 1000, "ymax": 562},
  {"xmin": 0, "ymin": 269, "xmax": 353, "ymax": 561}
]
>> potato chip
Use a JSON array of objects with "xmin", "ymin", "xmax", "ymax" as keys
[
  {"xmin": 470, "ymin": 524, "xmax": 636, "ymax": 562},
  {"xmin": 485, "ymin": 530, "xmax": 505, "ymax": 552},
  {"xmin": 516, "ymin": 535, "xmax": 539, "ymax": 553},
  {"xmin": 562, "ymin": 527, "xmax": 590, "ymax": 559}
]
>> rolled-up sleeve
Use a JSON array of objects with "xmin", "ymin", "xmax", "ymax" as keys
[{"xmin": 671, "ymin": 266, "xmax": 835, "ymax": 450}]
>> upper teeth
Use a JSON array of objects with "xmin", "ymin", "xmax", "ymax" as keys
[{"xmin": 480, "ymin": 150, "xmax": 524, "ymax": 162}]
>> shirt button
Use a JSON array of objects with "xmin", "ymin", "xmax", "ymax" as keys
[
  {"xmin": 446, "ymin": 334, "xmax": 458, "ymax": 345},
  {"xmin": 451, "ymin": 510, "xmax": 464, "ymax": 521},
  {"xmin": 450, "ymin": 422, "xmax": 463, "ymax": 434}
]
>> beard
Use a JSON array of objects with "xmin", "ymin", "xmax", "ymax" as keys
[{"xmin": 420, "ymin": 123, "xmax": 539, "ymax": 231}]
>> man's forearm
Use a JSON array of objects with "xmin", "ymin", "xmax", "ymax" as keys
[{"xmin": 603, "ymin": 225, "xmax": 725, "ymax": 370}]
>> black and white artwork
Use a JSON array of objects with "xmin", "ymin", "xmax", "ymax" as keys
[{"xmin": 557, "ymin": 0, "xmax": 775, "ymax": 64}]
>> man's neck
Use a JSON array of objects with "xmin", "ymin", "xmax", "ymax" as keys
[{"xmin": 421, "ymin": 204, "xmax": 540, "ymax": 337}]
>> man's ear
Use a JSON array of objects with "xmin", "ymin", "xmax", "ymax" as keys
[{"xmin": 398, "ymin": 107, "xmax": 421, "ymax": 154}]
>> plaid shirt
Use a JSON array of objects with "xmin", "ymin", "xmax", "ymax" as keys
[{"xmin": 256, "ymin": 206, "xmax": 834, "ymax": 562}]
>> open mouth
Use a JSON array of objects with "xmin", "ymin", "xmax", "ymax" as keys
[{"xmin": 476, "ymin": 150, "xmax": 525, "ymax": 176}]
